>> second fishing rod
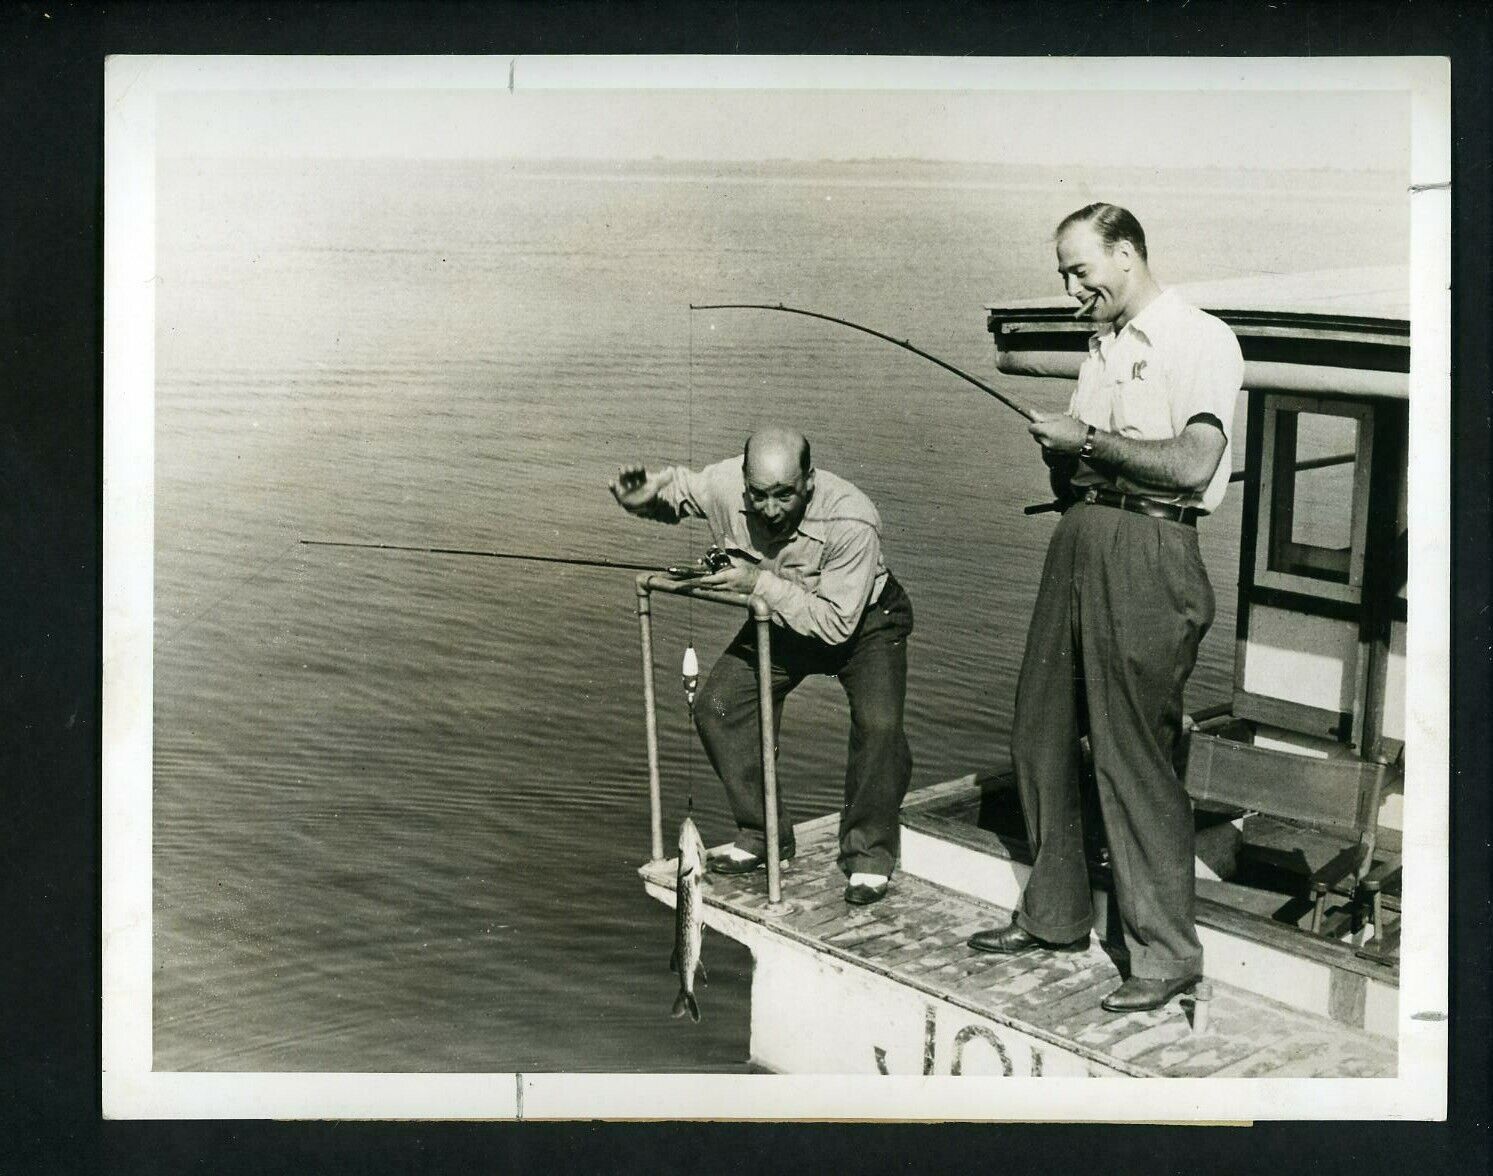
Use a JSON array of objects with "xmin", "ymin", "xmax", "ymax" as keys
[{"xmin": 299, "ymin": 538, "xmax": 732, "ymax": 579}]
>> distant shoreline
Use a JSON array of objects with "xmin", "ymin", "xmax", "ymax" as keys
[{"xmin": 162, "ymin": 155, "xmax": 1407, "ymax": 199}]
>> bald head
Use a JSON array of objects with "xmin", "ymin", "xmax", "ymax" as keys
[
  {"xmin": 741, "ymin": 428, "xmax": 814, "ymax": 538},
  {"xmin": 743, "ymin": 428, "xmax": 811, "ymax": 483}
]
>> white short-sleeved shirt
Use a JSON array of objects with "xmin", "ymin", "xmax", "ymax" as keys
[{"xmin": 1068, "ymin": 288, "xmax": 1245, "ymax": 513}]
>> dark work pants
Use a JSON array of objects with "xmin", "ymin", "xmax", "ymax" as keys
[
  {"xmin": 694, "ymin": 575, "xmax": 914, "ymax": 877},
  {"xmin": 1011, "ymin": 503, "xmax": 1212, "ymax": 980}
]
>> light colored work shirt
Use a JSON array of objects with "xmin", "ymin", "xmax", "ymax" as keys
[
  {"xmin": 1068, "ymin": 287, "xmax": 1244, "ymax": 514},
  {"xmin": 649, "ymin": 457, "xmax": 889, "ymax": 645}
]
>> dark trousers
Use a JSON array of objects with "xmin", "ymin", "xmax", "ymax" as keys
[
  {"xmin": 1011, "ymin": 503, "xmax": 1212, "ymax": 980},
  {"xmin": 694, "ymin": 574, "xmax": 914, "ymax": 877}
]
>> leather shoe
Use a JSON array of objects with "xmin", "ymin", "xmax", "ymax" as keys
[
  {"xmin": 1100, "ymin": 973, "xmax": 1201, "ymax": 1013},
  {"xmin": 968, "ymin": 923, "xmax": 1088, "ymax": 956},
  {"xmin": 844, "ymin": 881, "xmax": 888, "ymax": 905},
  {"xmin": 707, "ymin": 847, "xmax": 795, "ymax": 876}
]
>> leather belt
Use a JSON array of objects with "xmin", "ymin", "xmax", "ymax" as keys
[{"xmin": 1077, "ymin": 485, "xmax": 1202, "ymax": 527}]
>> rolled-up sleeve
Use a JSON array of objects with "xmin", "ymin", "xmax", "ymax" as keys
[
  {"xmin": 750, "ymin": 522, "xmax": 880, "ymax": 645},
  {"xmin": 640, "ymin": 464, "xmax": 706, "ymax": 524}
]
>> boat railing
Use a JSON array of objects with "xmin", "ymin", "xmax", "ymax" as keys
[{"xmin": 634, "ymin": 572, "xmax": 785, "ymax": 904}]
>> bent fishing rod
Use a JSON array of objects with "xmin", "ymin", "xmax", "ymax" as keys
[
  {"xmin": 690, "ymin": 302, "xmax": 1037, "ymax": 422},
  {"xmin": 310, "ymin": 304, "xmax": 1047, "ymax": 561}
]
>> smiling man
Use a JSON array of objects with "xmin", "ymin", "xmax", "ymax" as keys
[
  {"xmin": 966, "ymin": 204, "xmax": 1244, "ymax": 1013},
  {"xmin": 609, "ymin": 428, "xmax": 914, "ymax": 906}
]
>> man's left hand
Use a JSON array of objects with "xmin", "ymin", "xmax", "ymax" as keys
[
  {"xmin": 1029, "ymin": 411, "xmax": 1090, "ymax": 454},
  {"xmin": 693, "ymin": 557, "xmax": 761, "ymax": 595}
]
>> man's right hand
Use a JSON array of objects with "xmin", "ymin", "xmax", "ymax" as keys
[{"xmin": 609, "ymin": 464, "xmax": 667, "ymax": 514}]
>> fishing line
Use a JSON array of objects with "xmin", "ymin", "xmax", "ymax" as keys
[
  {"xmin": 684, "ymin": 304, "xmax": 698, "ymax": 815},
  {"xmin": 687, "ymin": 303, "xmax": 696, "ymax": 576}
]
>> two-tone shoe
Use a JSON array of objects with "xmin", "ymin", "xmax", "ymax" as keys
[
  {"xmin": 706, "ymin": 845, "xmax": 796, "ymax": 876},
  {"xmin": 843, "ymin": 874, "xmax": 889, "ymax": 905}
]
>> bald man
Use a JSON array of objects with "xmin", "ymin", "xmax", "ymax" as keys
[{"xmin": 610, "ymin": 428, "xmax": 914, "ymax": 905}]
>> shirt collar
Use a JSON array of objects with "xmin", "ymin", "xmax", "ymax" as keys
[
  {"xmin": 1088, "ymin": 286, "xmax": 1180, "ymax": 351},
  {"xmin": 735, "ymin": 484, "xmax": 827, "ymax": 543},
  {"xmin": 794, "ymin": 504, "xmax": 828, "ymax": 543}
]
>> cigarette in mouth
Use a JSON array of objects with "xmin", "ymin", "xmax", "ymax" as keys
[{"xmin": 1074, "ymin": 295, "xmax": 1098, "ymax": 318}]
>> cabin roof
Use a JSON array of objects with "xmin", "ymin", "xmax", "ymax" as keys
[
  {"xmin": 986, "ymin": 266, "xmax": 1408, "ymax": 321},
  {"xmin": 986, "ymin": 267, "xmax": 1409, "ymax": 401}
]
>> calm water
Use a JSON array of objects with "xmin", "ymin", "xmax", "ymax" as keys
[{"xmin": 152, "ymin": 158, "xmax": 1407, "ymax": 1071}]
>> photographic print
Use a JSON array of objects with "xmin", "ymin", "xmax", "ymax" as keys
[{"xmin": 103, "ymin": 55, "xmax": 1450, "ymax": 1120}]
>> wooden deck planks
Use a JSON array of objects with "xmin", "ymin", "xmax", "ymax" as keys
[
  {"xmin": 642, "ymin": 814, "xmax": 1396, "ymax": 1078},
  {"xmin": 1005, "ymin": 960, "xmax": 1123, "ymax": 1025},
  {"xmin": 1106, "ymin": 1017, "xmax": 1199, "ymax": 1064},
  {"xmin": 871, "ymin": 920, "xmax": 994, "ymax": 971},
  {"xmin": 1207, "ymin": 1034, "xmax": 1396, "ymax": 1079},
  {"xmin": 924, "ymin": 948, "xmax": 1053, "ymax": 992}
]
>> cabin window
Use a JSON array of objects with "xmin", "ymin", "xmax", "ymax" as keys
[{"xmin": 1255, "ymin": 395, "xmax": 1374, "ymax": 603}]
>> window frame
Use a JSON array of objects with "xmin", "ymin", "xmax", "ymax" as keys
[{"xmin": 1253, "ymin": 393, "xmax": 1376, "ymax": 605}]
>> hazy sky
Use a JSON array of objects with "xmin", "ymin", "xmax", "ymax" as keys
[{"xmin": 159, "ymin": 87, "xmax": 1410, "ymax": 172}]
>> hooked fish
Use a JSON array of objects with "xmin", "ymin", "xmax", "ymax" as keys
[{"xmin": 669, "ymin": 816, "xmax": 709, "ymax": 1022}]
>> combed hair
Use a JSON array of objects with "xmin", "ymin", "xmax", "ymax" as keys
[
  {"xmin": 743, "ymin": 434, "xmax": 812, "ymax": 474},
  {"xmin": 1056, "ymin": 203, "xmax": 1148, "ymax": 262}
]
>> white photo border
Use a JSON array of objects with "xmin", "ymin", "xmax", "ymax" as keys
[{"xmin": 103, "ymin": 54, "xmax": 1451, "ymax": 1121}]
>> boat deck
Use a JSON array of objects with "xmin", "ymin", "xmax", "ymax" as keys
[
  {"xmin": 639, "ymin": 810, "xmax": 1396, "ymax": 1078},
  {"xmin": 903, "ymin": 774, "xmax": 1401, "ymax": 982}
]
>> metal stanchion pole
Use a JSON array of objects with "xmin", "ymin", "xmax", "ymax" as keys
[
  {"xmin": 636, "ymin": 577, "xmax": 664, "ymax": 863},
  {"xmin": 752, "ymin": 598, "xmax": 782, "ymax": 905},
  {"xmin": 634, "ymin": 574, "xmax": 777, "ymax": 897}
]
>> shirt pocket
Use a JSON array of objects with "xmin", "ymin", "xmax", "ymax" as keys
[
  {"xmin": 794, "ymin": 543, "xmax": 827, "ymax": 589},
  {"xmin": 766, "ymin": 539, "xmax": 822, "ymax": 590},
  {"xmin": 1108, "ymin": 362, "xmax": 1173, "ymax": 441}
]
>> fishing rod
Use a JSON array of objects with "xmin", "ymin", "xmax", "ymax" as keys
[
  {"xmin": 689, "ymin": 302, "xmax": 1037, "ymax": 422},
  {"xmin": 300, "ymin": 538, "xmax": 671, "ymax": 574}
]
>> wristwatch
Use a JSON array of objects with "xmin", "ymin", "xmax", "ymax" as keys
[{"xmin": 1078, "ymin": 424, "xmax": 1098, "ymax": 460}]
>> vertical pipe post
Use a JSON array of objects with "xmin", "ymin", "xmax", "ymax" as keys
[
  {"xmin": 636, "ymin": 576, "xmax": 664, "ymax": 863},
  {"xmin": 752, "ymin": 598, "xmax": 782, "ymax": 904}
]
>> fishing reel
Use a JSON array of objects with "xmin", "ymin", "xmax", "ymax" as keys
[{"xmin": 665, "ymin": 545, "xmax": 733, "ymax": 580}]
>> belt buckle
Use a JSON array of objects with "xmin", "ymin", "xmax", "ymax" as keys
[{"xmin": 1083, "ymin": 488, "xmax": 1099, "ymax": 505}]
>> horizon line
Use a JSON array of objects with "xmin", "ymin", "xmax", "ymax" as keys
[{"xmin": 158, "ymin": 154, "xmax": 1407, "ymax": 174}]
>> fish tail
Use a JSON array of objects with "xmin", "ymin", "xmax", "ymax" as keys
[{"xmin": 671, "ymin": 990, "xmax": 701, "ymax": 1023}]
